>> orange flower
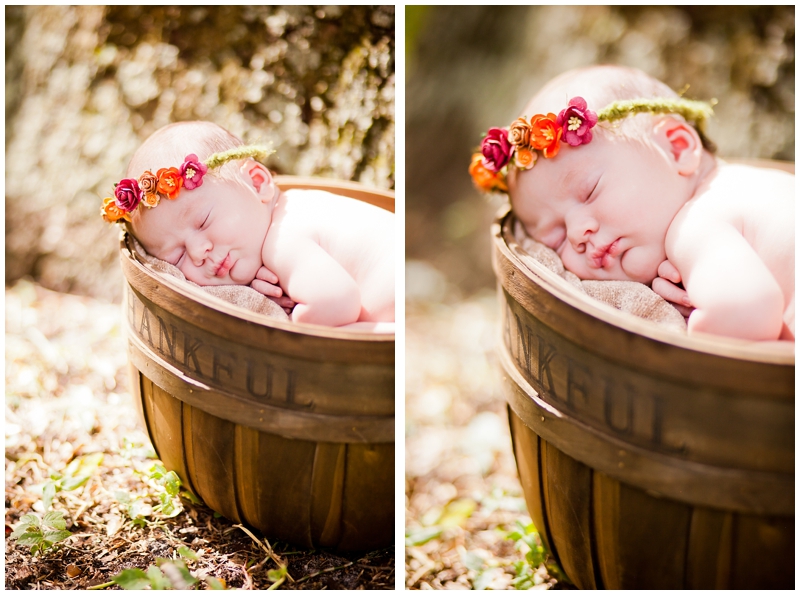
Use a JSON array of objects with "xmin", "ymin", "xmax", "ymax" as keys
[
  {"xmin": 141, "ymin": 192, "xmax": 160, "ymax": 208},
  {"xmin": 101, "ymin": 197, "xmax": 130, "ymax": 223},
  {"xmin": 469, "ymin": 153, "xmax": 508, "ymax": 192},
  {"xmin": 156, "ymin": 167, "xmax": 183, "ymax": 199},
  {"xmin": 529, "ymin": 113, "xmax": 562, "ymax": 158},
  {"xmin": 513, "ymin": 147, "xmax": 537, "ymax": 170}
]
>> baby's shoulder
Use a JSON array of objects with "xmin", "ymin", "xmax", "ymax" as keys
[{"xmin": 700, "ymin": 161, "xmax": 794, "ymax": 204}]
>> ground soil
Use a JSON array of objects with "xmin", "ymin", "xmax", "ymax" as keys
[{"xmin": 5, "ymin": 280, "xmax": 394, "ymax": 590}]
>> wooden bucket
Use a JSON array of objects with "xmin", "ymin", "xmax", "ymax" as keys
[
  {"xmin": 121, "ymin": 176, "xmax": 394, "ymax": 551},
  {"xmin": 492, "ymin": 192, "xmax": 794, "ymax": 588}
]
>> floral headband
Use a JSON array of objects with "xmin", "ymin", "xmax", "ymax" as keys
[
  {"xmin": 469, "ymin": 96, "xmax": 715, "ymax": 193},
  {"xmin": 101, "ymin": 145, "xmax": 272, "ymax": 223}
]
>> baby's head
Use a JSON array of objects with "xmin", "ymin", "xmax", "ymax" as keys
[
  {"xmin": 472, "ymin": 65, "xmax": 716, "ymax": 283},
  {"xmin": 102, "ymin": 121, "xmax": 278, "ymax": 286}
]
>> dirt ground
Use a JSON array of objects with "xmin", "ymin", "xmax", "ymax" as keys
[
  {"xmin": 404, "ymin": 272, "xmax": 571, "ymax": 590},
  {"xmin": 5, "ymin": 279, "xmax": 394, "ymax": 590}
]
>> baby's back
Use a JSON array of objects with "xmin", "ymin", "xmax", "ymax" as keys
[
  {"xmin": 266, "ymin": 188, "xmax": 395, "ymax": 323},
  {"xmin": 671, "ymin": 162, "xmax": 794, "ymax": 336}
]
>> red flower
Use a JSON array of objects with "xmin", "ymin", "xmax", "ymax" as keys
[
  {"xmin": 480, "ymin": 127, "xmax": 513, "ymax": 172},
  {"xmin": 557, "ymin": 97, "xmax": 598, "ymax": 146},
  {"xmin": 529, "ymin": 113, "xmax": 562, "ymax": 158},
  {"xmin": 114, "ymin": 178, "xmax": 141, "ymax": 212}
]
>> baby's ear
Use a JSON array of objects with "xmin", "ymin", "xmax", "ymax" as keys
[
  {"xmin": 653, "ymin": 116, "xmax": 703, "ymax": 176},
  {"xmin": 240, "ymin": 161, "xmax": 276, "ymax": 200}
]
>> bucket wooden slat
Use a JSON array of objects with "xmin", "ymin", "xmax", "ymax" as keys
[
  {"xmin": 594, "ymin": 472, "xmax": 691, "ymax": 589},
  {"xmin": 237, "ymin": 429, "xmax": 317, "ymax": 546},
  {"xmin": 337, "ymin": 443, "xmax": 395, "ymax": 551},
  {"xmin": 140, "ymin": 378, "xmax": 197, "ymax": 497},
  {"xmin": 122, "ymin": 177, "xmax": 394, "ymax": 550},
  {"xmin": 685, "ymin": 507, "xmax": 734, "ymax": 589},
  {"xmin": 184, "ymin": 407, "xmax": 241, "ymax": 523},
  {"xmin": 310, "ymin": 442, "xmax": 347, "ymax": 547},
  {"xmin": 730, "ymin": 514, "xmax": 794, "ymax": 589},
  {"xmin": 541, "ymin": 440, "xmax": 598, "ymax": 590},
  {"xmin": 493, "ymin": 197, "xmax": 794, "ymax": 587},
  {"xmin": 507, "ymin": 409, "xmax": 557, "ymax": 561}
]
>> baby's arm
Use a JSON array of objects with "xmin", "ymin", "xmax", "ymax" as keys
[
  {"xmin": 277, "ymin": 240, "xmax": 362, "ymax": 327},
  {"xmin": 671, "ymin": 223, "xmax": 785, "ymax": 341}
]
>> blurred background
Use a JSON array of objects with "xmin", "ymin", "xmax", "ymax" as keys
[
  {"xmin": 405, "ymin": 6, "xmax": 794, "ymax": 589},
  {"xmin": 6, "ymin": 5, "xmax": 395, "ymax": 302}
]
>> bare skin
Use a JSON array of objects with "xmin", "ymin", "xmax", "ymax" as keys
[
  {"xmin": 509, "ymin": 66, "xmax": 794, "ymax": 342},
  {"xmin": 133, "ymin": 160, "xmax": 394, "ymax": 331}
]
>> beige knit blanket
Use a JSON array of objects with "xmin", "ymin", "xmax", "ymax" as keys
[
  {"xmin": 512, "ymin": 220, "xmax": 686, "ymax": 332},
  {"xmin": 130, "ymin": 238, "xmax": 289, "ymax": 321}
]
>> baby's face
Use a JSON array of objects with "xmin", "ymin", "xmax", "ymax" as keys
[
  {"xmin": 133, "ymin": 177, "xmax": 270, "ymax": 286},
  {"xmin": 509, "ymin": 132, "xmax": 687, "ymax": 284}
]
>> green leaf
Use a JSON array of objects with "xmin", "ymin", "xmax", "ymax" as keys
[
  {"xmin": 19, "ymin": 514, "xmax": 41, "ymax": 529},
  {"xmin": 61, "ymin": 453, "xmax": 104, "ymax": 491},
  {"xmin": 157, "ymin": 560, "xmax": 198, "ymax": 589},
  {"xmin": 438, "ymin": 498, "xmax": 476, "ymax": 528},
  {"xmin": 59, "ymin": 475, "xmax": 91, "ymax": 492},
  {"xmin": 149, "ymin": 462, "xmax": 167, "ymax": 480},
  {"xmin": 128, "ymin": 499, "xmax": 152, "ymax": 519},
  {"xmin": 404, "ymin": 525, "xmax": 443, "ymax": 546},
  {"xmin": 206, "ymin": 576, "xmax": 226, "ymax": 590},
  {"xmin": 42, "ymin": 530, "xmax": 71, "ymax": 544},
  {"xmin": 473, "ymin": 567, "xmax": 503, "ymax": 590},
  {"xmin": 10, "ymin": 523, "xmax": 38, "ymax": 539},
  {"xmin": 42, "ymin": 510, "xmax": 67, "ymax": 530},
  {"xmin": 113, "ymin": 568, "xmax": 150, "ymax": 590},
  {"xmin": 267, "ymin": 567, "xmax": 287, "ymax": 582},
  {"xmin": 177, "ymin": 546, "xmax": 198, "ymax": 561},
  {"xmin": 146, "ymin": 565, "xmax": 172, "ymax": 590},
  {"xmin": 163, "ymin": 471, "xmax": 182, "ymax": 496},
  {"xmin": 42, "ymin": 481, "xmax": 57, "ymax": 511},
  {"xmin": 114, "ymin": 490, "xmax": 132, "ymax": 505},
  {"xmin": 463, "ymin": 550, "xmax": 486, "ymax": 572},
  {"xmin": 15, "ymin": 531, "xmax": 44, "ymax": 546},
  {"xmin": 180, "ymin": 490, "xmax": 202, "ymax": 505}
]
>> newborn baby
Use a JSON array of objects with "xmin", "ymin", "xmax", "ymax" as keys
[
  {"xmin": 471, "ymin": 65, "xmax": 794, "ymax": 342},
  {"xmin": 103, "ymin": 121, "xmax": 394, "ymax": 331}
]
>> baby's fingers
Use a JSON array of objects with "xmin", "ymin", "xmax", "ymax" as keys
[
  {"xmin": 255, "ymin": 266, "xmax": 280, "ymax": 285},
  {"xmin": 652, "ymin": 277, "xmax": 693, "ymax": 318},
  {"xmin": 657, "ymin": 259, "xmax": 682, "ymax": 284},
  {"xmin": 250, "ymin": 278, "xmax": 283, "ymax": 298}
]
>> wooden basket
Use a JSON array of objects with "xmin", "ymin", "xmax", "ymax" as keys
[
  {"xmin": 121, "ymin": 176, "xmax": 395, "ymax": 551},
  {"xmin": 492, "ymin": 190, "xmax": 794, "ymax": 588}
]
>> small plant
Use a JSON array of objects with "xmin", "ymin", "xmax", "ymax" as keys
[
  {"xmin": 147, "ymin": 462, "xmax": 183, "ymax": 517},
  {"xmin": 97, "ymin": 547, "xmax": 227, "ymax": 590},
  {"xmin": 9, "ymin": 511, "xmax": 71, "ymax": 557},
  {"xmin": 42, "ymin": 452, "xmax": 104, "ymax": 510},
  {"xmin": 114, "ymin": 462, "xmax": 185, "ymax": 526},
  {"xmin": 505, "ymin": 520, "xmax": 547, "ymax": 589}
]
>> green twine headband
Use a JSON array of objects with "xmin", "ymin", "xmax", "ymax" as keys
[
  {"xmin": 470, "ymin": 96, "xmax": 715, "ymax": 192},
  {"xmin": 101, "ymin": 145, "xmax": 273, "ymax": 223}
]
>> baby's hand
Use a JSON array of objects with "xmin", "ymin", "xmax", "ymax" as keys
[
  {"xmin": 250, "ymin": 266, "xmax": 296, "ymax": 315},
  {"xmin": 652, "ymin": 260, "xmax": 694, "ymax": 319}
]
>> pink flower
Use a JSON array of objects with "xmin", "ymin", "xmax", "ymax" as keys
[
  {"xmin": 114, "ymin": 178, "xmax": 141, "ymax": 212},
  {"xmin": 480, "ymin": 127, "xmax": 513, "ymax": 172},
  {"xmin": 180, "ymin": 154, "xmax": 208, "ymax": 190},
  {"xmin": 557, "ymin": 97, "xmax": 598, "ymax": 146}
]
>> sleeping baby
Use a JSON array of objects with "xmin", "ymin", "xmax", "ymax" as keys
[
  {"xmin": 103, "ymin": 121, "xmax": 394, "ymax": 331},
  {"xmin": 470, "ymin": 65, "xmax": 794, "ymax": 342}
]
